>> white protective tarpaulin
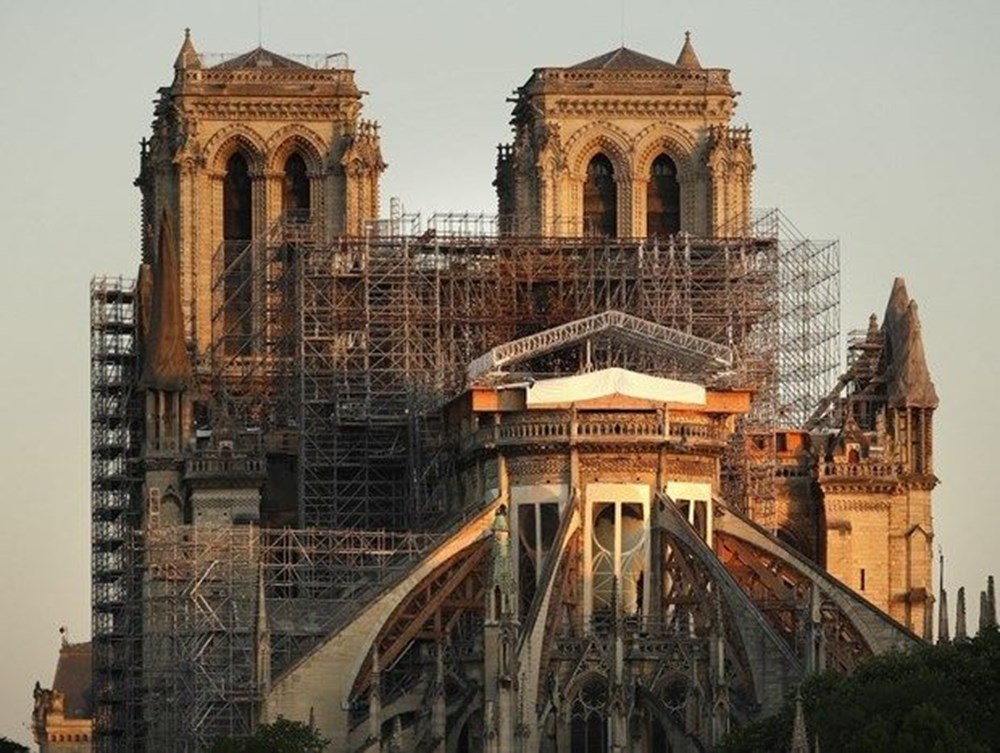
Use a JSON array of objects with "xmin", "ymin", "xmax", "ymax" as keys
[{"xmin": 525, "ymin": 367, "xmax": 706, "ymax": 408}]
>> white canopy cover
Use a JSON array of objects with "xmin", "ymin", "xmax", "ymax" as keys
[{"xmin": 524, "ymin": 367, "xmax": 706, "ymax": 408}]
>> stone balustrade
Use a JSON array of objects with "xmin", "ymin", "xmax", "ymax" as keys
[
  {"xmin": 821, "ymin": 461, "xmax": 899, "ymax": 479},
  {"xmin": 185, "ymin": 455, "xmax": 266, "ymax": 479},
  {"xmin": 461, "ymin": 413, "xmax": 726, "ymax": 451}
]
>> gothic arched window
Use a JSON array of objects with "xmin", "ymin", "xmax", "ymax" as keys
[
  {"xmin": 647, "ymin": 154, "xmax": 680, "ymax": 238},
  {"xmin": 583, "ymin": 154, "xmax": 617, "ymax": 237},
  {"xmin": 222, "ymin": 152, "xmax": 253, "ymax": 355},
  {"xmin": 283, "ymin": 152, "xmax": 311, "ymax": 218},
  {"xmin": 571, "ymin": 680, "xmax": 610, "ymax": 753},
  {"xmin": 223, "ymin": 152, "xmax": 252, "ymax": 241}
]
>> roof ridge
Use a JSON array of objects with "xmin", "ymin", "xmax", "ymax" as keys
[
  {"xmin": 211, "ymin": 46, "xmax": 309, "ymax": 70},
  {"xmin": 570, "ymin": 46, "xmax": 677, "ymax": 71}
]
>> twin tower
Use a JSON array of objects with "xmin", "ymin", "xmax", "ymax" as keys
[{"xmin": 141, "ymin": 30, "xmax": 753, "ymax": 354}]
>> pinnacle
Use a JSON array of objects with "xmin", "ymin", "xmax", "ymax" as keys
[
  {"xmin": 174, "ymin": 27, "xmax": 200, "ymax": 70},
  {"xmin": 676, "ymin": 30, "xmax": 703, "ymax": 70}
]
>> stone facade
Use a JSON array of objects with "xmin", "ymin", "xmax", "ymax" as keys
[
  {"xmin": 265, "ymin": 374, "xmax": 922, "ymax": 752},
  {"xmin": 91, "ymin": 30, "xmax": 938, "ymax": 753},
  {"xmin": 818, "ymin": 280, "xmax": 938, "ymax": 634}
]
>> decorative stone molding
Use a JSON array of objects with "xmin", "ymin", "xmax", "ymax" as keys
[
  {"xmin": 706, "ymin": 126, "xmax": 754, "ymax": 235},
  {"xmin": 565, "ymin": 122, "xmax": 634, "ymax": 180},
  {"xmin": 553, "ymin": 98, "xmax": 715, "ymax": 119},
  {"xmin": 185, "ymin": 100, "xmax": 356, "ymax": 122},
  {"xmin": 203, "ymin": 123, "xmax": 268, "ymax": 173},
  {"xmin": 632, "ymin": 123, "xmax": 698, "ymax": 178},
  {"xmin": 264, "ymin": 124, "xmax": 329, "ymax": 175},
  {"xmin": 823, "ymin": 497, "xmax": 892, "ymax": 513}
]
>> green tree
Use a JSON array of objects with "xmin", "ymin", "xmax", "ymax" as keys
[
  {"xmin": 0, "ymin": 737, "xmax": 29, "ymax": 753},
  {"xmin": 716, "ymin": 628, "xmax": 1000, "ymax": 753},
  {"xmin": 210, "ymin": 718, "xmax": 330, "ymax": 753}
]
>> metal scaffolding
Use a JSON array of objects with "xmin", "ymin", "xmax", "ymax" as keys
[
  {"xmin": 139, "ymin": 524, "xmax": 440, "ymax": 750},
  {"xmin": 93, "ymin": 210, "xmax": 839, "ymax": 748},
  {"xmin": 142, "ymin": 525, "xmax": 260, "ymax": 752},
  {"xmin": 90, "ymin": 276, "xmax": 143, "ymax": 753},
  {"xmin": 211, "ymin": 219, "xmax": 795, "ymax": 530},
  {"xmin": 757, "ymin": 209, "xmax": 840, "ymax": 428}
]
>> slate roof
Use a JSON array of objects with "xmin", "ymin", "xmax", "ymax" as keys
[
  {"xmin": 880, "ymin": 277, "xmax": 939, "ymax": 408},
  {"xmin": 570, "ymin": 47, "xmax": 677, "ymax": 71},
  {"xmin": 211, "ymin": 47, "xmax": 308, "ymax": 70},
  {"xmin": 53, "ymin": 641, "xmax": 93, "ymax": 719}
]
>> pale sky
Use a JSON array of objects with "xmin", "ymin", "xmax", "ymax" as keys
[{"xmin": 1, "ymin": 0, "xmax": 998, "ymax": 746}]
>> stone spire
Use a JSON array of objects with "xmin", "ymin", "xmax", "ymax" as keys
[
  {"xmin": 922, "ymin": 596, "xmax": 934, "ymax": 643},
  {"xmin": 676, "ymin": 31, "xmax": 703, "ymax": 70},
  {"xmin": 867, "ymin": 312, "xmax": 879, "ymax": 339},
  {"xmin": 879, "ymin": 278, "xmax": 908, "ymax": 386},
  {"xmin": 882, "ymin": 277, "xmax": 909, "ymax": 339},
  {"xmin": 368, "ymin": 644, "xmax": 382, "ymax": 743},
  {"xmin": 955, "ymin": 587, "xmax": 968, "ymax": 641},
  {"xmin": 255, "ymin": 567, "xmax": 270, "ymax": 682},
  {"xmin": 991, "ymin": 576, "xmax": 998, "ymax": 624},
  {"xmin": 890, "ymin": 300, "xmax": 939, "ymax": 408},
  {"xmin": 982, "ymin": 575, "xmax": 997, "ymax": 631},
  {"xmin": 140, "ymin": 212, "xmax": 190, "ymax": 390},
  {"xmin": 174, "ymin": 27, "xmax": 201, "ymax": 71},
  {"xmin": 937, "ymin": 552, "xmax": 949, "ymax": 643},
  {"xmin": 789, "ymin": 690, "xmax": 809, "ymax": 753},
  {"xmin": 489, "ymin": 504, "xmax": 516, "ymax": 620},
  {"xmin": 879, "ymin": 278, "xmax": 938, "ymax": 408}
]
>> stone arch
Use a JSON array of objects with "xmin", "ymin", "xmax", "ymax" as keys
[
  {"xmin": 562, "ymin": 669, "xmax": 609, "ymax": 713},
  {"xmin": 565, "ymin": 671, "xmax": 612, "ymax": 752},
  {"xmin": 204, "ymin": 124, "xmax": 267, "ymax": 175},
  {"xmin": 565, "ymin": 122, "xmax": 633, "ymax": 181},
  {"xmin": 649, "ymin": 668, "xmax": 693, "ymax": 700},
  {"xmin": 636, "ymin": 682, "xmax": 703, "ymax": 749},
  {"xmin": 633, "ymin": 124, "xmax": 701, "ymax": 236},
  {"xmin": 265, "ymin": 124, "xmax": 328, "ymax": 176},
  {"xmin": 454, "ymin": 705, "xmax": 484, "ymax": 753},
  {"xmin": 632, "ymin": 123, "xmax": 698, "ymax": 181},
  {"xmin": 565, "ymin": 123, "xmax": 633, "ymax": 235}
]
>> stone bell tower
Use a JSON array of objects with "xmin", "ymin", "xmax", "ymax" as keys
[
  {"xmin": 495, "ymin": 32, "xmax": 753, "ymax": 238},
  {"xmin": 136, "ymin": 29, "xmax": 386, "ymax": 354},
  {"xmin": 820, "ymin": 278, "xmax": 939, "ymax": 634}
]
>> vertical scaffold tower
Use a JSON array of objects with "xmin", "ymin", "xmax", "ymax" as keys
[{"xmin": 90, "ymin": 276, "xmax": 143, "ymax": 753}]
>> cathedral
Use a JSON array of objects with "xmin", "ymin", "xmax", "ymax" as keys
[{"xmin": 88, "ymin": 29, "xmax": 938, "ymax": 752}]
